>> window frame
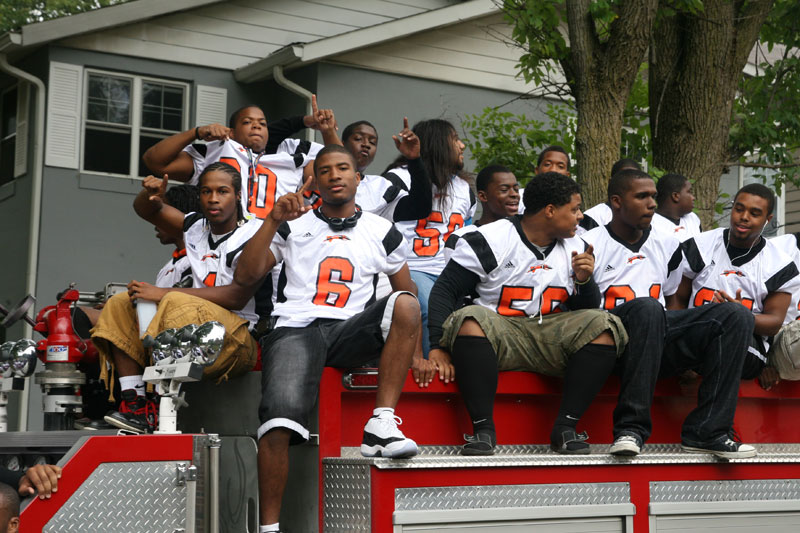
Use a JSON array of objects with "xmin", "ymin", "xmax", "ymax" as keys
[
  {"xmin": 80, "ymin": 68, "xmax": 190, "ymax": 179},
  {"xmin": 0, "ymin": 83, "xmax": 18, "ymax": 186}
]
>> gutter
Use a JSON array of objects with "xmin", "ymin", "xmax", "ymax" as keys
[
  {"xmin": 0, "ymin": 52, "xmax": 46, "ymax": 432},
  {"xmin": 272, "ymin": 65, "xmax": 314, "ymax": 143}
]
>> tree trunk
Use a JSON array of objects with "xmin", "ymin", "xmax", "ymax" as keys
[
  {"xmin": 650, "ymin": 0, "xmax": 773, "ymax": 228},
  {"xmin": 563, "ymin": 0, "xmax": 658, "ymax": 207}
]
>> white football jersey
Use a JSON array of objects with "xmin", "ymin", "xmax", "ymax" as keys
[
  {"xmin": 650, "ymin": 212, "xmax": 702, "ymax": 241},
  {"xmin": 356, "ymin": 174, "xmax": 408, "ymax": 220},
  {"xmin": 443, "ymin": 223, "xmax": 480, "ymax": 264},
  {"xmin": 183, "ymin": 138, "xmax": 320, "ymax": 221},
  {"xmin": 448, "ymin": 216, "xmax": 585, "ymax": 317},
  {"xmin": 770, "ymin": 233, "xmax": 800, "ymax": 322},
  {"xmin": 391, "ymin": 168, "xmax": 477, "ymax": 275},
  {"xmin": 270, "ymin": 210, "xmax": 408, "ymax": 327},
  {"xmin": 583, "ymin": 225, "xmax": 682, "ymax": 309},
  {"xmin": 578, "ymin": 202, "xmax": 612, "ymax": 235},
  {"xmin": 155, "ymin": 249, "xmax": 192, "ymax": 288},
  {"xmin": 183, "ymin": 213, "xmax": 260, "ymax": 326}
]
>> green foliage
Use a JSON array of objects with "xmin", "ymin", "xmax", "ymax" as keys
[
  {"xmin": 0, "ymin": 0, "xmax": 127, "ymax": 33},
  {"xmin": 503, "ymin": 0, "xmax": 569, "ymax": 87},
  {"xmin": 462, "ymin": 103, "xmax": 575, "ymax": 185}
]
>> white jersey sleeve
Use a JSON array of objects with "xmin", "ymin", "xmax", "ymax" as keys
[
  {"xmin": 356, "ymin": 174, "xmax": 409, "ymax": 220},
  {"xmin": 155, "ymin": 249, "xmax": 192, "ymax": 288},
  {"xmin": 771, "ymin": 233, "xmax": 800, "ymax": 322},
  {"xmin": 651, "ymin": 212, "xmax": 703, "ymax": 241},
  {"xmin": 583, "ymin": 226, "xmax": 683, "ymax": 309}
]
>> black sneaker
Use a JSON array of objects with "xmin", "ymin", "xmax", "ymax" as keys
[
  {"xmin": 461, "ymin": 432, "xmax": 496, "ymax": 456},
  {"xmin": 682, "ymin": 438, "xmax": 756, "ymax": 459},
  {"xmin": 550, "ymin": 427, "xmax": 590, "ymax": 455},
  {"xmin": 610, "ymin": 434, "xmax": 642, "ymax": 456},
  {"xmin": 104, "ymin": 389, "xmax": 158, "ymax": 434}
]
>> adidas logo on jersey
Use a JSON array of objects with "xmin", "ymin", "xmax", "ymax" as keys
[
  {"xmin": 721, "ymin": 269, "xmax": 745, "ymax": 277},
  {"xmin": 325, "ymin": 235, "xmax": 351, "ymax": 242},
  {"xmin": 626, "ymin": 254, "xmax": 646, "ymax": 264},
  {"xmin": 504, "ymin": 261, "xmax": 515, "ymax": 269},
  {"xmin": 604, "ymin": 264, "xmax": 615, "ymax": 272},
  {"xmin": 302, "ymin": 232, "xmax": 313, "ymax": 238},
  {"xmin": 529, "ymin": 264, "xmax": 552, "ymax": 273}
]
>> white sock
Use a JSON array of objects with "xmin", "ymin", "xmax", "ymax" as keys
[
  {"xmin": 259, "ymin": 523, "xmax": 280, "ymax": 532},
  {"xmin": 119, "ymin": 375, "xmax": 145, "ymax": 397},
  {"xmin": 373, "ymin": 407, "xmax": 394, "ymax": 418}
]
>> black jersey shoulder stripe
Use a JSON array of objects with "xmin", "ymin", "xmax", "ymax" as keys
[
  {"xmin": 794, "ymin": 232, "xmax": 800, "ymax": 251},
  {"xmin": 667, "ymin": 245, "xmax": 683, "ymax": 275},
  {"xmin": 292, "ymin": 140, "xmax": 313, "ymax": 168},
  {"xmin": 383, "ymin": 185, "xmax": 401, "ymax": 203},
  {"xmin": 382, "ymin": 170, "xmax": 409, "ymax": 192},
  {"xmin": 468, "ymin": 186, "xmax": 476, "ymax": 207},
  {"xmin": 277, "ymin": 222, "xmax": 291, "ymax": 240},
  {"xmin": 445, "ymin": 233, "xmax": 460, "ymax": 250},
  {"xmin": 179, "ymin": 266, "xmax": 192, "ymax": 280},
  {"xmin": 225, "ymin": 241, "xmax": 248, "ymax": 268},
  {"xmin": 765, "ymin": 262, "xmax": 800, "ymax": 294},
  {"xmin": 579, "ymin": 214, "xmax": 599, "ymax": 231},
  {"xmin": 462, "ymin": 230, "xmax": 498, "ymax": 274},
  {"xmin": 183, "ymin": 212, "xmax": 204, "ymax": 232},
  {"xmin": 276, "ymin": 264, "xmax": 288, "ymax": 303},
  {"xmin": 190, "ymin": 143, "xmax": 207, "ymax": 157},
  {"xmin": 680, "ymin": 237, "xmax": 705, "ymax": 273},
  {"xmin": 382, "ymin": 225, "xmax": 404, "ymax": 256}
]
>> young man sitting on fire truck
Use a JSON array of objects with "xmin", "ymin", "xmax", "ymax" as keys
[
  {"xmin": 427, "ymin": 172, "xmax": 628, "ymax": 456},
  {"xmin": 92, "ymin": 163, "xmax": 261, "ymax": 433},
  {"xmin": 202, "ymin": 144, "xmax": 422, "ymax": 533}
]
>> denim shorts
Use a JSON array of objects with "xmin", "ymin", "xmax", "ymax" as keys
[{"xmin": 256, "ymin": 291, "xmax": 414, "ymax": 443}]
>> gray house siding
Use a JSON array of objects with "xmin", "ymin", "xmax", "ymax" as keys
[{"xmin": 785, "ymin": 183, "xmax": 800, "ymax": 234}]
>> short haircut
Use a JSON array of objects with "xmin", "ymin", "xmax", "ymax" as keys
[
  {"xmin": 523, "ymin": 171, "xmax": 581, "ymax": 214},
  {"xmin": 164, "ymin": 184, "xmax": 201, "ymax": 214},
  {"xmin": 611, "ymin": 158, "xmax": 642, "ymax": 176},
  {"xmin": 0, "ymin": 482, "xmax": 20, "ymax": 517},
  {"xmin": 313, "ymin": 144, "xmax": 358, "ymax": 175},
  {"xmin": 607, "ymin": 168, "xmax": 652, "ymax": 201},
  {"xmin": 734, "ymin": 183, "xmax": 776, "ymax": 215},
  {"xmin": 656, "ymin": 173, "xmax": 688, "ymax": 205},
  {"xmin": 537, "ymin": 145, "xmax": 571, "ymax": 168},
  {"xmin": 228, "ymin": 104, "xmax": 264, "ymax": 128},
  {"xmin": 476, "ymin": 164, "xmax": 512, "ymax": 192},
  {"xmin": 342, "ymin": 120, "xmax": 377, "ymax": 143}
]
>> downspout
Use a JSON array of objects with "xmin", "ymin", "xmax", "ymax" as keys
[
  {"xmin": 0, "ymin": 52, "xmax": 46, "ymax": 432},
  {"xmin": 272, "ymin": 65, "xmax": 314, "ymax": 143}
]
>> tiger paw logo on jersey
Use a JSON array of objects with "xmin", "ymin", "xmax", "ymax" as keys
[
  {"xmin": 201, "ymin": 252, "xmax": 219, "ymax": 261},
  {"xmin": 325, "ymin": 235, "xmax": 351, "ymax": 243},
  {"xmin": 674, "ymin": 226, "xmax": 685, "ymax": 233},
  {"xmin": 529, "ymin": 264, "xmax": 552, "ymax": 274},
  {"xmin": 721, "ymin": 269, "xmax": 745, "ymax": 277},
  {"xmin": 627, "ymin": 254, "xmax": 646, "ymax": 264}
]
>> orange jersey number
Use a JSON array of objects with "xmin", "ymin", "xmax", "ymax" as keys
[
  {"xmin": 313, "ymin": 257, "xmax": 355, "ymax": 308},
  {"xmin": 412, "ymin": 212, "xmax": 465, "ymax": 257}
]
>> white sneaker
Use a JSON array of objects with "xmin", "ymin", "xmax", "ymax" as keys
[
  {"xmin": 360, "ymin": 413, "xmax": 419, "ymax": 458},
  {"xmin": 610, "ymin": 434, "xmax": 641, "ymax": 456}
]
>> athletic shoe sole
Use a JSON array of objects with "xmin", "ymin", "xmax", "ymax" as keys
[
  {"xmin": 681, "ymin": 444, "xmax": 757, "ymax": 459},
  {"xmin": 610, "ymin": 442, "xmax": 640, "ymax": 456},
  {"xmin": 104, "ymin": 413, "xmax": 149, "ymax": 434},
  {"xmin": 461, "ymin": 445, "xmax": 495, "ymax": 456},
  {"xmin": 360, "ymin": 439, "xmax": 418, "ymax": 458}
]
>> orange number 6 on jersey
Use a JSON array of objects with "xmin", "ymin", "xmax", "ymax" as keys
[{"xmin": 313, "ymin": 257, "xmax": 355, "ymax": 308}]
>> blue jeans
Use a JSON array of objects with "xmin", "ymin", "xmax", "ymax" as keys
[{"xmin": 410, "ymin": 270, "xmax": 438, "ymax": 358}]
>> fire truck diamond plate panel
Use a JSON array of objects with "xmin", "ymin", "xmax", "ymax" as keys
[
  {"xmin": 323, "ymin": 463, "xmax": 371, "ymax": 532},
  {"xmin": 651, "ymin": 479, "xmax": 800, "ymax": 502},
  {"xmin": 395, "ymin": 482, "xmax": 630, "ymax": 511},
  {"xmin": 44, "ymin": 461, "xmax": 187, "ymax": 533}
]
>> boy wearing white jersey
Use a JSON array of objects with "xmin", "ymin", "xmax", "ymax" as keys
[
  {"xmin": 94, "ymin": 163, "xmax": 260, "ymax": 433},
  {"xmin": 675, "ymin": 184, "xmax": 800, "ymax": 385},
  {"xmin": 428, "ymin": 172, "xmax": 628, "ymax": 456},
  {"xmin": 579, "ymin": 158, "xmax": 642, "ymax": 234},
  {"xmin": 214, "ymin": 145, "xmax": 421, "ymax": 533},
  {"xmin": 651, "ymin": 173, "xmax": 702, "ymax": 240},
  {"xmin": 585, "ymin": 169, "xmax": 756, "ymax": 458}
]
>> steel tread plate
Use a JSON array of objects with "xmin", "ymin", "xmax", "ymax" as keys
[
  {"xmin": 395, "ymin": 482, "xmax": 630, "ymax": 510},
  {"xmin": 651, "ymin": 479, "xmax": 800, "ymax": 502},
  {"xmin": 0, "ymin": 430, "xmax": 117, "ymax": 449},
  {"xmin": 323, "ymin": 463, "xmax": 371, "ymax": 532},
  {"xmin": 44, "ymin": 461, "xmax": 186, "ymax": 532},
  {"xmin": 326, "ymin": 444, "xmax": 800, "ymax": 469}
]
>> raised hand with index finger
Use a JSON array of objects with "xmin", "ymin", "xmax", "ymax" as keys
[
  {"xmin": 142, "ymin": 173, "xmax": 169, "ymax": 206},
  {"xmin": 269, "ymin": 175, "xmax": 313, "ymax": 223},
  {"xmin": 393, "ymin": 117, "xmax": 420, "ymax": 159},
  {"xmin": 571, "ymin": 243, "xmax": 595, "ymax": 283}
]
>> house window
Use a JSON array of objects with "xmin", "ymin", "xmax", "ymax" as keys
[
  {"xmin": 0, "ymin": 85, "xmax": 17, "ymax": 186},
  {"xmin": 82, "ymin": 71, "xmax": 188, "ymax": 178}
]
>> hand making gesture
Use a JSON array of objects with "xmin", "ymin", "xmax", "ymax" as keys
[
  {"xmin": 142, "ymin": 173, "xmax": 170, "ymax": 208},
  {"xmin": 305, "ymin": 94, "xmax": 338, "ymax": 132},
  {"xmin": 195, "ymin": 122, "xmax": 232, "ymax": 142},
  {"xmin": 393, "ymin": 117, "xmax": 420, "ymax": 159},
  {"xmin": 571, "ymin": 244, "xmax": 595, "ymax": 283},
  {"xmin": 269, "ymin": 175, "xmax": 313, "ymax": 224}
]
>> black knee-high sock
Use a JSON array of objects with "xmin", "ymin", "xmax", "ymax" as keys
[
  {"xmin": 452, "ymin": 336, "xmax": 498, "ymax": 438},
  {"xmin": 554, "ymin": 343, "xmax": 618, "ymax": 429}
]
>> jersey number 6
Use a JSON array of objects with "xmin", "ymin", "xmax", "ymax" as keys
[{"xmin": 313, "ymin": 257, "xmax": 354, "ymax": 308}]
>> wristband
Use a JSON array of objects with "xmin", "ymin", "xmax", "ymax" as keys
[
  {"xmin": 574, "ymin": 276, "xmax": 591, "ymax": 285},
  {"xmin": 195, "ymin": 126, "xmax": 201, "ymax": 140}
]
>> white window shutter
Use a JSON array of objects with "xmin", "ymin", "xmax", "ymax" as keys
[
  {"xmin": 14, "ymin": 82, "xmax": 29, "ymax": 177},
  {"xmin": 46, "ymin": 62, "xmax": 83, "ymax": 169},
  {"xmin": 195, "ymin": 85, "xmax": 227, "ymax": 128}
]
